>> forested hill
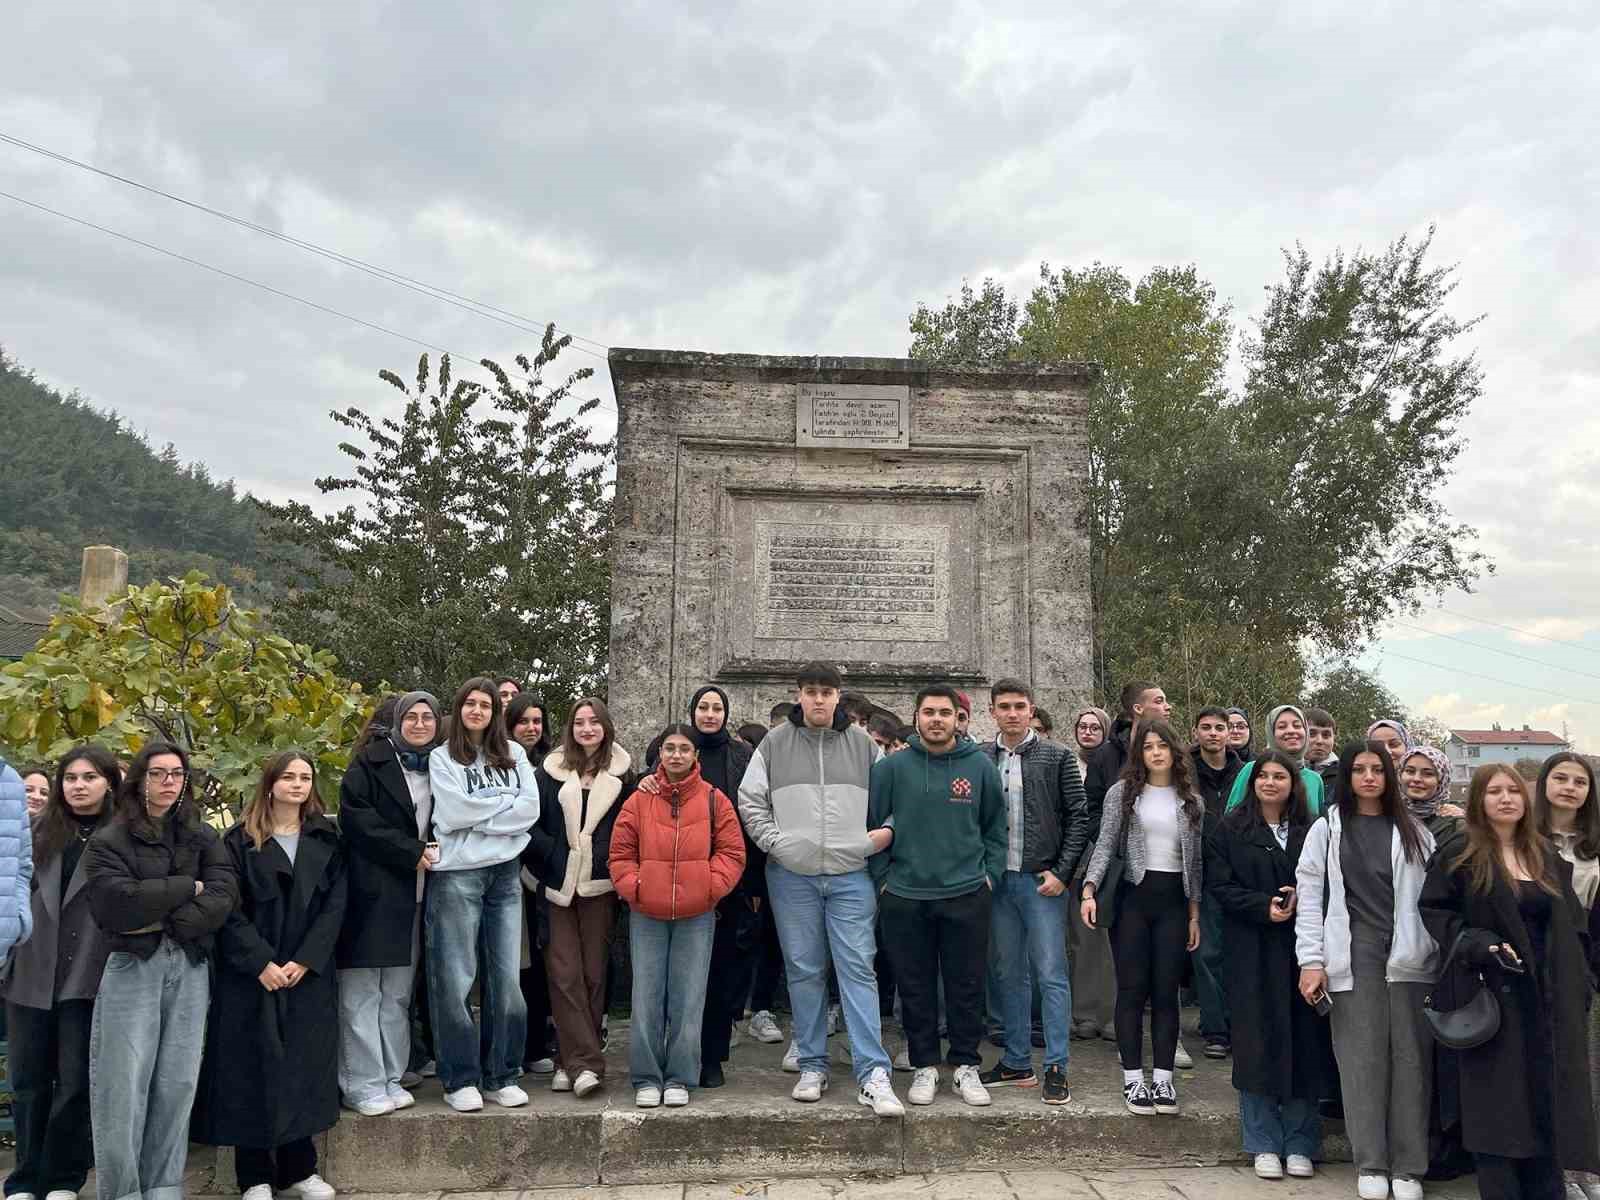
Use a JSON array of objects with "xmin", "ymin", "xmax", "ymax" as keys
[{"xmin": 0, "ymin": 349, "xmax": 278, "ymax": 611}]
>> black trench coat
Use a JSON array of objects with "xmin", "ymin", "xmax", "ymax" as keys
[
  {"xmin": 1418, "ymin": 854, "xmax": 1599, "ymax": 1171},
  {"xmin": 336, "ymin": 739, "xmax": 425, "ymax": 969},
  {"xmin": 1204, "ymin": 818, "xmax": 1336, "ymax": 1101},
  {"xmin": 194, "ymin": 817, "xmax": 347, "ymax": 1150}
]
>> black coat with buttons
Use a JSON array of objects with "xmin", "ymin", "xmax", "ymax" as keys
[{"xmin": 192, "ymin": 817, "xmax": 346, "ymax": 1150}]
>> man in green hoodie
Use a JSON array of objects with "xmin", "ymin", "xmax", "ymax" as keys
[{"xmin": 868, "ymin": 684, "xmax": 1007, "ymax": 1107}]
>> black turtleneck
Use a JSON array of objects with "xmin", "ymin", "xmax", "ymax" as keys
[
  {"xmin": 61, "ymin": 809, "xmax": 103, "ymax": 901},
  {"xmin": 693, "ymin": 724, "xmax": 733, "ymax": 798}
]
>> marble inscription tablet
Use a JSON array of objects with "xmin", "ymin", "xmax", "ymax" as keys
[{"xmin": 795, "ymin": 383, "xmax": 910, "ymax": 449}]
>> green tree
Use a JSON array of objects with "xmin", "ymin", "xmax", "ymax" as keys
[
  {"xmin": 257, "ymin": 327, "xmax": 613, "ymax": 698},
  {"xmin": 907, "ymin": 278, "xmax": 1019, "ymax": 365},
  {"xmin": 1303, "ymin": 663, "xmax": 1407, "ymax": 746},
  {"xmin": 0, "ymin": 573, "xmax": 373, "ymax": 821}
]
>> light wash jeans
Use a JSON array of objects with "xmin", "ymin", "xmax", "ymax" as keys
[
  {"xmin": 425, "ymin": 858, "xmax": 526, "ymax": 1092},
  {"xmin": 1239, "ymin": 1091, "xmax": 1322, "ymax": 1158},
  {"xmin": 991, "ymin": 869, "xmax": 1072, "ymax": 1070},
  {"xmin": 628, "ymin": 910, "xmax": 715, "ymax": 1090},
  {"xmin": 338, "ymin": 911, "xmax": 420, "ymax": 1105},
  {"xmin": 766, "ymin": 862, "xmax": 890, "ymax": 1084},
  {"xmin": 89, "ymin": 939, "xmax": 209, "ymax": 1200}
]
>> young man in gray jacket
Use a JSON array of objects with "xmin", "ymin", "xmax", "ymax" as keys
[
  {"xmin": 978, "ymin": 679, "xmax": 1088, "ymax": 1104},
  {"xmin": 739, "ymin": 661, "xmax": 904, "ymax": 1116}
]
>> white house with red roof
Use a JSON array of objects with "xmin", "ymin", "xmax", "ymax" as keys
[{"xmin": 1445, "ymin": 725, "xmax": 1570, "ymax": 775}]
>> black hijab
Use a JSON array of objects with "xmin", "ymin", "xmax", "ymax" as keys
[{"xmin": 688, "ymin": 684, "xmax": 733, "ymax": 794}]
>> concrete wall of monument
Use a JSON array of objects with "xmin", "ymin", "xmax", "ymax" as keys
[{"xmin": 606, "ymin": 350, "xmax": 1096, "ymax": 752}]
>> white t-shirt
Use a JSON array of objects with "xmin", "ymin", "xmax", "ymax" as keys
[{"xmin": 1135, "ymin": 785, "xmax": 1183, "ymax": 873}]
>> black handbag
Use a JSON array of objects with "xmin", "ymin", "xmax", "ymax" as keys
[
  {"xmin": 1093, "ymin": 849, "xmax": 1128, "ymax": 929},
  {"xmin": 1423, "ymin": 931, "xmax": 1501, "ymax": 1050}
]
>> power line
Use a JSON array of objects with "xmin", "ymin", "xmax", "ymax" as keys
[
  {"xmin": 1368, "ymin": 647, "xmax": 1600, "ymax": 706},
  {"xmin": 1389, "ymin": 620, "xmax": 1600, "ymax": 685},
  {"xmin": 1434, "ymin": 606, "xmax": 1600, "ymax": 659},
  {"xmin": 0, "ymin": 187, "xmax": 616, "ymax": 415},
  {"xmin": 0, "ymin": 130, "xmax": 611, "ymax": 361}
]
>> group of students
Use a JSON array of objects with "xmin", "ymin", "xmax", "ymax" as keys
[{"xmin": 0, "ymin": 665, "xmax": 1596, "ymax": 1200}]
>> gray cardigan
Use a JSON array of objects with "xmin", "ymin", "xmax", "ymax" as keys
[
  {"xmin": 0, "ymin": 841, "xmax": 112, "ymax": 1009},
  {"xmin": 1081, "ymin": 780, "xmax": 1203, "ymax": 901}
]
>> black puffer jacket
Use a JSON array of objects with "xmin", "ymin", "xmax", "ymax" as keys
[
  {"xmin": 84, "ymin": 812, "xmax": 238, "ymax": 963},
  {"xmin": 1083, "ymin": 717, "xmax": 1132, "ymax": 845},
  {"xmin": 980, "ymin": 733, "xmax": 1090, "ymax": 882}
]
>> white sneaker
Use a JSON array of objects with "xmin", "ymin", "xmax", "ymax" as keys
[
  {"xmin": 636, "ymin": 1085, "xmax": 661, "ymax": 1107},
  {"xmin": 952, "ymin": 1063, "xmax": 991, "ymax": 1107},
  {"xmin": 1255, "ymin": 1153, "xmax": 1285, "ymax": 1179},
  {"xmin": 486, "ymin": 1084, "xmax": 529, "ymax": 1107},
  {"xmin": 1358, "ymin": 1173, "xmax": 1391, "ymax": 1200},
  {"xmin": 1286, "ymin": 1155, "xmax": 1315, "ymax": 1178},
  {"xmin": 280, "ymin": 1175, "xmax": 335, "ymax": 1200},
  {"xmin": 781, "ymin": 1040, "xmax": 800, "ymax": 1072},
  {"xmin": 1390, "ymin": 1178, "xmax": 1422, "ymax": 1200},
  {"xmin": 444, "ymin": 1085, "xmax": 483, "ymax": 1112},
  {"xmin": 45, "ymin": 1192, "xmax": 79, "ymax": 1200},
  {"xmin": 527, "ymin": 1056, "xmax": 556, "ymax": 1075},
  {"xmin": 826, "ymin": 1003, "xmax": 842, "ymax": 1036},
  {"xmin": 908, "ymin": 1066, "xmax": 939, "ymax": 1105},
  {"xmin": 573, "ymin": 1069, "xmax": 601, "ymax": 1098},
  {"xmin": 418, "ymin": 1058, "xmax": 437, "ymax": 1077},
  {"xmin": 552, "ymin": 1068, "xmax": 573, "ymax": 1092},
  {"xmin": 857, "ymin": 1067, "xmax": 906, "ymax": 1117},
  {"xmin": 344, "ymin": 1094, "xmax": 394, "ymax": 1116},
  {"xmin": 242, "ymin": 1187, "xmax": 272, "ymax": 1200},
  {"xmin": 892, "ymin": 1045, "xmax": 912, "ymax": 1071},
  {"xmin": 748, "ymin": 1009, "xmax": 784, "ymax": 1043},
  {"xmin": 663, "ymin": 1084, "xmax": 689, "ymax": 1107},
  {"xmin": 1173, "ymin": 1040, "xmax": 1193, "ymax": 1069},
  {"xmin": 792, "ymin": 1070, "xmax": 828, "ymax": 1102},
  {"xmin": 385, "ymin": 1086, "xmax": 415, "ymax": 1110}
]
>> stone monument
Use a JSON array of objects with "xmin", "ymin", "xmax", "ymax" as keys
[{"xmin": 605, "ymin": 350, "xmax": 1096, "ymax": 752}]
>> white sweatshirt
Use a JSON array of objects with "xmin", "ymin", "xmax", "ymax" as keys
[{"xmin": 427, "ymin": 741, "xmax": 540, "ymax": 871}]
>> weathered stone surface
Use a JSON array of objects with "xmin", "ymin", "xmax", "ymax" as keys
[{"xmin": 606, "ymin": 349, "xmax": 1097, "ymax": 749}]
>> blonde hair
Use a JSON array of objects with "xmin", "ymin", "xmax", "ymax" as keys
[{"xmin": 243, "ymin": 750, "xmax": 326, "ymax": 851}]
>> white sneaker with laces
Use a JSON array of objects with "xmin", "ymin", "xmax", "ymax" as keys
[
  {"xmin": 242, "ymin": 1187, "xmax": 272, "ymax": 1200},
  {"xmin": 1286, "ymin": 1154, "xmax": 1315, "ymax": 1178},
  {"xmin": 1173, "ymin": 1040, "xmax": 1193, "ymax": 1069},
  {"xmin": 748, "ymin": 1009, "xmax": 784, "ymax": 1043},
  {"xmin": 1358, "ymin": 1173, "xmax": 1391, "ymax": 1200},
  {"xmin": 386, "ymin": 1086, "xmax": 415, "ymax": 1111},
  {"xmin": 552, "ymin": 1068, "xmax": 573, "ymax": 1092},
  {"xmin": 486, "ymin": 1084, "xmax": 529, "ymax": 1107},
  {"xmin": 952, "ymin": 1063, "xmax": 991, "ymax": 1107},
  {"xmin": 345, "ymin": 1094, "xmax": 394, "ymax": 1117},
  {"xmin": 45, "ymin": 1192, "xmax": 80, "ymax": 1200},
  {"xmin": 792, "ymin": 1069, "xmax": 828, "ymax": 1102},
  {"xmin": 663, "ymin": 1084, "xmax": 690, "ymax": 1107},
  {"xmin": 1390, "ymin": 1178, "xmax": 1422, "ymax": 1200},
  {"xmin": 573, "ymin": 1069, "xmax": 601, "ymax": 1098},
  {"xmin": 280, "ymin": 1174, "xmax": 336, "ymax": 1200},
  {"xmin": 857, "ymin": 1067, "xmax": 906, "ymax": 1116},
  {"xmin": 444, "ymin": 1085, "xmax": 483, "ymax": 1112},
  {"xmin": 781, "ymin": 1040, "xmax": 800, "ymax": 1072},
  {"xmin": 528, "ymin": 1056, "xmax": 556, "ymax": 1075},
  {"xmin": 636, "ymin": 1085, "xmax": 661, "ymax": 1107},
  {"xmin": 907, "ymin": 1066, "xmax": 939, "ymax": 1105},
  {"xmin": 1255, "ymin": 1153, "xmax": 1285, "ymax": 1179}
]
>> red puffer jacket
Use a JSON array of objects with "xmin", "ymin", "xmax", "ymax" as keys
[{"xmin": 609, "ymin": 764, "xmax": 745, "ymax": 921}]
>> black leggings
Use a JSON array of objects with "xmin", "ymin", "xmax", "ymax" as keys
[{"xmin": 1110, "ymin": 870, "xmax": 1188, "ymax": 1072}]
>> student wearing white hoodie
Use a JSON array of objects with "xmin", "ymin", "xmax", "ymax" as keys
[
  {"xmin": 426, "ymin": 677, "xmax": 541, "ymax": 1113},
  {"xmin": 1295, "ymin": 742, "xmax": 1438, "ymax": 1200}
]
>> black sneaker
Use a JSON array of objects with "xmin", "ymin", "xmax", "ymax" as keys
[
  {"xmin": 1041, "ymin": 1065, "xmax": 1071, "ymax": 1105},
  {"xmin": 1151, "ymin": 1078, "xmax": 1179, "ymax": 1115},
  {"xmin": 1124, "ymin": 1079, "xmax": 1155, "ymax": 1115},
  {"xmin": 1203, "ymin": 1036, "xmax": 1230, "ymax": 1060},
  {"xmin": 700, "ymin": 1063, "xmax": 725, "ymax": 1088},
  {"xmin": 979, "ymin": 1062, "xmax": 1038, "ymax": 1088}
]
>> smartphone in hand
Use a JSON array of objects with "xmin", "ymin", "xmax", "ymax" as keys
[{"xmin": 1311, "ymin": 989, "xmax": 1332, "ymax": 1015}]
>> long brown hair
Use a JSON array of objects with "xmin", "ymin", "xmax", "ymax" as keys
[
  {"xmin": 1450, "ymin": 763, "xmax": 1558, "ymax": 897},
  {"xmin": 34, "ymin": 744, "xmax": 122, "ymax": 865},
  {"xmin": 561, "ymin": 695, "xmax": 618, "ymax": 777},
  {"xmin": 1535, "ymin": 751, "xmax": 1600, "ymax": 861},
  {"xmin": 351, "ymin": 692, "xmax": 401, "ymax": 757},
  {"xmin": 1333, "ymin": 741, "xmax": 1429, "ymax": 865},
  {"xmin": 1118, "ymin": 718, "xmax": 1203, "ymax": 825},
  {"xmin": 115, "ymin": 741, "xmax": 200, "ymax": 839},
  {"xmin": 444, "ymin": 677, "xmax": 514, "ymax": 770},
  {"xmin": 241, "ymin": 750, "xmax": 327, "ymax": 851}
]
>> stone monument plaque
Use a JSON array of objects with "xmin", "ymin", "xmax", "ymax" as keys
[
  {"xmin": 795, "ymin": 382, "xmax": 909, "ymax": 449},
  {"xmin": 605, "ymin": 350, "xmax": 1097, "ymax": 751}
]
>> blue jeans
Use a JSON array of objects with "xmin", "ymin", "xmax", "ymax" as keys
[
  {"xmin": 1239, "ymin": 1091, "xmax": 1322, "ymax": 1157},
  {"xmin": 766, "ymin": 863, "xmax": 890, "ymax": 1083},
  {"xmin": 425, "ymin": 859, "xmax": 526, "ymax": 1092},
  {"xmin": 991, "ymin": 870, "xmax": 1072, "ymax": 1070},
  {"xmin": 1194, "ymin": 892, "xmax": 1229, "ymax": 1040},
  {"xmin": 628, "ymin": 910, "xmax": 715, "ymax": 1089},
  {"xmin": 90, "ymin": 939, "xmax": 209, "ymax": 1200}
]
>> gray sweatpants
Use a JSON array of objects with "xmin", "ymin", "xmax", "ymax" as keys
[
  {"xmin": 89, "ymin": 939, "xmax": 210, "ymax": 1200},
  {"xmin": 1328, "ymin": 935, "xmax": 1432, "ymax": 1179}
]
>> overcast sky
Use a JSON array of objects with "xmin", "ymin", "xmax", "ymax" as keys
[{"xmin": 3, "ymin": 2, "xmax": 1597, "ymax": 747}]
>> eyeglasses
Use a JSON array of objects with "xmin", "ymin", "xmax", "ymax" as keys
[
  {"xmin": 1075, "ymin": 722, "xmax": 1100, "ymax": 732},
  {"xmin": 146, "ymin": 768, "xmax": 188, "ymax": 784}
]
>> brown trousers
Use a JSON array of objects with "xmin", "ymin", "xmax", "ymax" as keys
[{"xmin": 544, "ymin": 893, "xmax": 617, "ymax": 1077}]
